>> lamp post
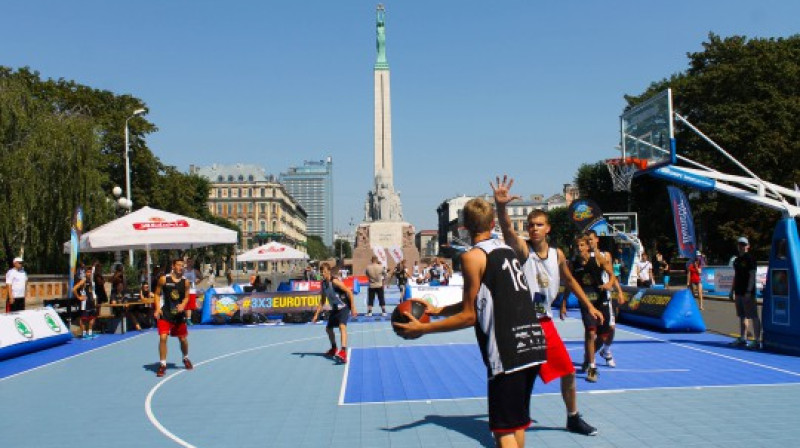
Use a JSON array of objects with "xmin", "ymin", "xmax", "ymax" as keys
[{"xmin": 124, "ymin": 108, "xmax": 146, "ymax": 265}]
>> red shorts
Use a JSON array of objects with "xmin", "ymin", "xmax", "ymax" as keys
[
  {"xmin": 186, "ymin": 295, "xmax": 197, "ymax": 311},
  {"xmin": 538, "ymin": 317, "xmax": 576, "ymax": 384},
  {"xmin": 157, "ymin": 319, "xmax": 188, "ymax": 337}
]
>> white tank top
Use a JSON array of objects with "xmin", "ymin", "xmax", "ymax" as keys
[{"xmin": 522, "ymin": 244, "xmax": 559, "ymax": 318}]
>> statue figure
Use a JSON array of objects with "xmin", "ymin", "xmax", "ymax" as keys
[{"xmin": 375, "ymin": 5, "xmax": 388, "ymax": 69}]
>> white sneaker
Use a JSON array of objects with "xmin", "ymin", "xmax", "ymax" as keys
[
  {"xmin": 366, "ymin": 312, "xmax": 373, "ymax": 317},
  {"xmin": 600, "ymin": 348, "xmax": 616, "ymax": 368}
]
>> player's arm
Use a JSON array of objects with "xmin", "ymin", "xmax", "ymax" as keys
[
  {"xmin": 332, "ymin": 278, "xmax": 357, "ymax": 316},
  {"xmin": 558, "ymin": 249, "xmax": 604, "ymax": 324},
  {"xmin": 490, "ymin": 175, "xmax": 529, "ymax": 259},
  {"xmin": 394, "ymin": 248, "xmax": 484, "ymax": 338},
  {"xmin": 152, "ymin": 276, "xmax": 165, "ymax": 318},
  {"xmin": 176, "ymin": 279, "xmax": 190, "ymax": 312},
  {"xmin": 72, "ymin": 278, "xmax": 86, "ymax": 301},
  {"xmin": 312, "ymin": 291, "xmax": 326, "ymax": 323},
  {"xmin": 599, "ymin": 252, "xmax": 626, "ymax": 303}
]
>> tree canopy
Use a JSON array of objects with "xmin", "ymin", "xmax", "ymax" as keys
[{"xmin": 0, "ymin": 67, "xmax": 233, "ymax": 272}]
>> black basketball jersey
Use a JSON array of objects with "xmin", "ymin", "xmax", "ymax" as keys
[
  {"xmin": 572, "ymin": 255, "xmax": 608, "ymax": 304},
  {"xmin": 76, "ymin": 274, "xmax": 96, "ymax": 311},
  {"xmin": 474, "ymin": 239, "xmax": 547, "ymax": 378},
  {"xmin": 161, "ymin": 273, "xmax": 187, "ymax": 321}
]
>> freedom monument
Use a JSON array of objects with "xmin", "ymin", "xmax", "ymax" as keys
[{"xmin": 353, "ymin": 4, "xmax": 420, "ymax": 276}]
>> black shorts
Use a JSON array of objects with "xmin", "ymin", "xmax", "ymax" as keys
[
  {"xmin": 327, "ymin": 306, "xmax": 351, "ymax": 328},
  {"xmin": 367, "ymin": 287, "xmax": 385, "ymax": 307},
  {"xmin": 7, "ymin": 297, "xmax": 25, "ymax": 312},
  {"xmin": 487, "ymin": 365, "xmax": 540, "ymax": 433},
  {"xmin": 580, "ymin": 298, "xmax": 616, "ymax": 335}
]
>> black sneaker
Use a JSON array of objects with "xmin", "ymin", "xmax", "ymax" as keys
[{"xmin": 567, "ymin": 413, "xmax": 598, "ymax": 436}]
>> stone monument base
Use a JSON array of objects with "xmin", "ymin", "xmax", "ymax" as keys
[{"xmin": 352, "ymin": 221, "xmax": 420, "ymax": 279}]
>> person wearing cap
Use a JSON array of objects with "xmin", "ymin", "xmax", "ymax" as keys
[
  {"xmin": 5, "ymin": 257, "xmax": 28, "ymax": 312},
  {"xmin": 687, "ymin": 252, "xmax": 704, "ymax": 310},
  {"xmin": 730, "ymin": 236, "xmax": 761, "ymax": 349}
]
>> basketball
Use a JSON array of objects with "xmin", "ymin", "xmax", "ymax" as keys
[{"xmin": 391, "ymin": 299, "xmax": 430, "ymax": 339}]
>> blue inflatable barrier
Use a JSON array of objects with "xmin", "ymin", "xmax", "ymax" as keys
[
  {"xmin": 618, "ymin": 286, "xmax": 705, "ymax": 332},
  {"xmin": 276, "ymin": 281, "xmax": 292, "ymax": 292},
  {"xmin": 200, "ymin": 284, "xmax": 243, "ymax": 324}
]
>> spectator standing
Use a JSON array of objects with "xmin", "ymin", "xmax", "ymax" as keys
[
  {"xmin": 365, "ymin": 256, "xmax": 387, "ymax": 317},
  {"xmin": 655, "ymin": 251, "xmax": 669, "ymax": 285},
  {"xmin": 72, "ymin": 264, "xmax": 97, "ymax": 339},
  {"xmin": 730, "ymin": 236, "xmax": 761, "ymax": 349},
  {"xmin": 390, "ymin": 259, "xmax": 410, "ymax": 301},
  {"xmin": 94, "ymin": 262, "xmax": 109, "ymax": 307},
  {"xmin": 634, "ymin": 253, "xmax": 653, "ymax": 288},
  {"xmin": 687, "ymin": 253, "xmax": 704, "ymax": 310},
  {"xmin": 5, "ymin": 257, "xmax": 27, "ymax": 312}
]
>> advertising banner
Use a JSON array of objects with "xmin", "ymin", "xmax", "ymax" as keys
[
  {"xmin": 372, "ymin": 246, "xmax": 388, "ymax": 266},
  {"xmin": 568, "ymin": 199, "xmax": 607, "ymax": 233},
  {"xmin": 406, "ymin": 284, "xmax": 463, "ymax": 308},
  {"xmin": 667, "ymin": 186, "xmax": 697, "ymax": 258},
  {"xmin": 0, "ymin": 309, "xmax": 73, "ymax": 361},
  {"xmin": 204, "ymin": 291, "xmax": 328, "ymax": 322},
  {"xmin": 291, "ymin": 281, "xmax": 321, "ymax": 291}
]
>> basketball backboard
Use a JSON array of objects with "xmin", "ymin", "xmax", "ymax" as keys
[
  {"xmin": 604, "ymin": 212, "xmax": 638, "ymax": 235},
  {"xmin": 620, "ymin": 88, "xmax": 676, "ymax": 171}
]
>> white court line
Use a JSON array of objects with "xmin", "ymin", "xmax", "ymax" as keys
[
  {"xmin": 145, "ymin": 328, "xmax": 387, "ymax": 448},
  {"xmin": 338, "ymin": 348, "xmax": 352, "ymax": 405},
  {"xmin": 0, "ymin": 332, "xmax": 148, "ymax": 383},
  {"xmin": 614, "ymin": 327, "xmax": 800, "ymax": 378}
]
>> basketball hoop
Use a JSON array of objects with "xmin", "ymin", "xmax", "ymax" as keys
[{"xmin": 605, "ymin": 157, "xmax": 647, "ymax": 192}]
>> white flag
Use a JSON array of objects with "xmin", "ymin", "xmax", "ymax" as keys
[
  {"xmin": 388, "ymin": 246, "xmax": 403, "ymax": 263},
  {"xmin": 372, "ymin": 246, "xmax": 388, "ymax": 266}
]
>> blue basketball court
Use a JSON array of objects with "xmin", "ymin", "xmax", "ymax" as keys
[{"xmin": 3, "ymin": 307, "xmax": 800, "ymax": 447}]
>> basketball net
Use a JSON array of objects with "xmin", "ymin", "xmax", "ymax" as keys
[{"xmin": 605, "ymin": 158, "xmax": 646, "ymax": 192}]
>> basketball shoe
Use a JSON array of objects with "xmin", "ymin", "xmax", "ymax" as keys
[
  {"xmin": 335, "ymin": 349, "xmax": 347, "ymax": 364},
  {"xmin": 567, "ymin": 413, "xmax": 598, "ymax": 436}
]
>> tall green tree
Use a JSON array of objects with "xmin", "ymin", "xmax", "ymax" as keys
[
  {"xmin": 0, "ymin": 66, "xmax": 221, "ymax": 272},
  {"xmin": 307, "ymin": 235, "xmax": 331, "ymax": 261}
]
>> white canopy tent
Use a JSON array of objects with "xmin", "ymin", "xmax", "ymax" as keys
[
  {"xmin": 65, "ymin": 206, "xmax": 237, "ymax": 253},
  {"xmin": 64, "ymin": 206, "xmax": 238, "ymax": 280},
  {"xmin": 237, "ymin": 241, "xmax": 309, "ymax": 262}
]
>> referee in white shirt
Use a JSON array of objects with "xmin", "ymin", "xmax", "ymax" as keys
[{"xmin": 5, "ymin": 257, "xmax": 28, "ymax": 312}]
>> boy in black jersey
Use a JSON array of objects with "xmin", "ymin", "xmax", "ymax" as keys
[
  {"xmin": 570, "ymin": 236, "xmax": 618, "ymax": 382},
  {"xmin": 153, "ymin": 259, "xmax": 193, "ymax": 377},
  {"xmin": 394, "ymin": 198, "xmax": 547, "ymax": 448},
  {"xmin": 72, "ymin": 264, "xmax": 98, "ymax": 339}
]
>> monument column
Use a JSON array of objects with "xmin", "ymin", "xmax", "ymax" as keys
[{"xmin": 354, "ymin": 4, "xmax": 419, "ymax": 278}]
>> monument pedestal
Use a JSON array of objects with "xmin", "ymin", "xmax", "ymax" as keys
[{"xmin": 352, "ymin": 221, "xmax": 419, "ymax": 278}]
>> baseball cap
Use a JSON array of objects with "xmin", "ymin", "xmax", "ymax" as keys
[
  {"xmin": 737, "ymin": 236, "xmax": 749, "ymax": 245},
  {"xmin": 13, "ymin": 257, "xmax": 23, "ymax": 263}
]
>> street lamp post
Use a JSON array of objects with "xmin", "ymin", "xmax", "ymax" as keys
[{"xmin": 124, "ymin": 108, "xmax": 146, "ymax": 266}]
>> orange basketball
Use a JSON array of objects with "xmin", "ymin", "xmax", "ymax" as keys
[{"xmin": 391, "ymin": 299, "xmax": 430, "ymax": 339}]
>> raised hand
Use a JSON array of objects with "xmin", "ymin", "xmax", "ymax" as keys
[{"xmin": 490, "ymin": 174, "xmax": 521, "ymax": 207}]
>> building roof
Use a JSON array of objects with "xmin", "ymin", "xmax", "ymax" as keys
[{"xmin": 192, "ymin": 163, "xmax": 272, "ymax": 183}]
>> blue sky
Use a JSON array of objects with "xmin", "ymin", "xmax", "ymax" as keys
[{"xmin": 2, "ymin": 1, "xmax": 799, "ymax": 232}]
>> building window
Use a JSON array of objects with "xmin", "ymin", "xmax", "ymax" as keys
[
  {"xmin": 232, "ymin": 188, "xmax": 238, "ymax": 198},
  {"xmin": 222, "ymin": 189, "xmax": 228, "ymax": 198},
  {"xmin": 248, "ymin": 175, "xmax": 254, "ymax": 181},
  {"xmin": 272, "ymin": 204, "xmax": 277, "ymax": 214},
  {"xmin": 248, "ymin": 203, "xmax": 253, "ymax": 213},
  {"xmin": 247, "ymin": 220, "xmax": 253, "ymax": 231},
  {"xmin": 260, "ymin": 220, "xmax": 266, "ymax": 231},
  {"xmin": 242, "ymin": 188, "xmax": 248, "ymax": 198},
  {"xmin": 237, "ymin": 203, "xmax": 243, "ymax": 215},
  {"xmin": 218, "ymin": 175, "xmax": 224, "ymax": 182},
  {"xmin": 237, "ymin": 220, "xmax": 243, "ymax": 229},
  {"xmin": 228, "ymin": 175, "xmax": 234, "ymax": 182},
  {"xmin": 227, "ymin": 203, "xmax": 233, "ymax": 215},
  {"xmin": 272, "ymin": 221, "xmax": 277, "ymax": 231},
  {"xmin": 261, "ymin": 188, "xmax": 265, "ymax": 197},
  {"xmin": 238, "ymin": 175, "xmax": 244, "ymax": 181},
  {"xmin": 216, "ymin": 203, "xmax": 222, "ymax": 215},
  {"xmin": 259, "ymin": 203, "xmax": 266, "ymax": 213}
]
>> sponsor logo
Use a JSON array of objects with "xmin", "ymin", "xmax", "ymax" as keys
[
  {"xmin": 258, "ymin": 246, "xmax": 286, "ymax": 254},
  {"xmin": 214, "ymin": 296, "xmax": 239, "ymax": 316},
  {"xmin": 44, "ymin": 313, "xmax": 62, "ymax": 333},
  {"xmin": 15, "ymin": 318, "xmax": 34, "ymax": 339},
  {"xmin": 132, "ymin": 219, "xmax": 190, "ymax": 230},
  {"xmin": 572, "ymin": 205, "xmax": 594, "ymax": 221}
]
